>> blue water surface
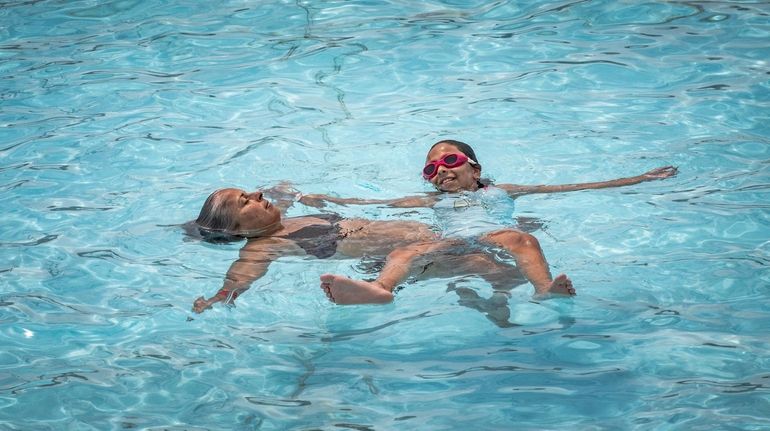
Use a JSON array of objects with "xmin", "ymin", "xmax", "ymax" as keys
[{"xmin": 1, "ymin": 0, "xmax": 769, "ymax": 429}]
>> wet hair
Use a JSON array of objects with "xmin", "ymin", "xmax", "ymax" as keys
[
  {"xmin": 429, "ymin": 139, "xmax": 489, "ymax": 188},
  {"xmin": 182, "ymin": 189, "xmax": 245, "ymax": 243}
]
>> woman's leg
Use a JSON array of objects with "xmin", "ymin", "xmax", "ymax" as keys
[{"xmin": 480, "ymin": 229, "xmax": 575, "ymax": 298}]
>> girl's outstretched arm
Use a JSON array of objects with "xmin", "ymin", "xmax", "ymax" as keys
[
  {"xmin": 299, "ymin": 193, "xmax": 438, "ymax": 209},
  {"xmin": 262, "ymin": 182, "xmax": 303, "ymax": 213},
  {"xmin": 497, "ymin": 166, "xmax": 678, "ymax": 197},
  {"xmin": 265, "ymin": 181, "xmax": 438, "ymax": 209}
]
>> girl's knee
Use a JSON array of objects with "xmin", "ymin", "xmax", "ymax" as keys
[{"xmin": 487, "ymin": 229, "xmax": 540, "ymax": 249}]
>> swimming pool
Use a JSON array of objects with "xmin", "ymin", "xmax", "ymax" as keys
[{"xmin": 1, "ymin": 0, "xmax": 769, "ymax": 429}]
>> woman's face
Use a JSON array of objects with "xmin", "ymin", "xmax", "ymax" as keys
[
  {"xmin": 425, "ymin": 143, "xmax": 481, "ymax": 192},
  {"xmin": 218, "ymin": 188, "xmax": 282, "ymax": 235}
]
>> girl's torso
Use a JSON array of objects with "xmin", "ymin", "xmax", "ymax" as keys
[{"xmin": 432, "ymin": 186, "xmax": 516, "ymax": 239}]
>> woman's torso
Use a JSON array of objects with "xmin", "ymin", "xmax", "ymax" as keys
[
  {"xmin": 274, "ymin": 215, "xmax": 437, "ymax": 259},
  {"xmin": 278, "ymin": 213, "xmax": 343, "ymax": 259}
]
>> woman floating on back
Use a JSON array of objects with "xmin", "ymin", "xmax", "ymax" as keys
[{"xmin": 188, "ymin": 185, "xmax": 570, "ymax": 320}]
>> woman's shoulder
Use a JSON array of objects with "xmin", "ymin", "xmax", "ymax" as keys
[{"xmin": 241, "ymin": 235, "xmax": 294, "ymax": 252}]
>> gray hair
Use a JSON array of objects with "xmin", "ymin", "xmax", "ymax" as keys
[{"xmin": 185, "ymin": 189, "xmax": 243, "ymax": 243}]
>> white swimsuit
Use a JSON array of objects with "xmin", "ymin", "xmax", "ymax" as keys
[{"xmin": 433, "ymin": 186, "xmax": 516, "ymax": 239}]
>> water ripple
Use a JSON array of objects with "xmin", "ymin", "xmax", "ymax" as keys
[
  {"xmin": 0, "ymin": 234, "xmax": 58, "ymax": 247},
  {"xmin": 1, "ymin": 0, "xmax": 768, "ymax": 429}
]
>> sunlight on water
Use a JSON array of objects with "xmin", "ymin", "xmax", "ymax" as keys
[{"xmin": 1, "ymin": 0, "xmax": 769, "ymax": 429}]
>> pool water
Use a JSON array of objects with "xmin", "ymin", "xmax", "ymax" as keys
[{"xmin": 1, "ymin": 0, "xmax": 769, "ymax": 429}]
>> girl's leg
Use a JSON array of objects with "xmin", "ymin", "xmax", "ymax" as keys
[
  {"xmin": 320, "ymin": 240, "xmax": 452, "ymax": 305},
  {"xmin": 437, "ymin": 253, "xmax": 522, "ymax": 327},
  {"xmin": 480, "ymin": 229, "xmax": 575, "ymax": 298}
]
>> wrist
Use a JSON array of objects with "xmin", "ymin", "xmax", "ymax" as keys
[{"xmin": 216, "ymin": 287, "xmax": 240, "ymax": 300}]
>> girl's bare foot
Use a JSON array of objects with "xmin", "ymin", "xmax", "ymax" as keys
[{"xmin": 320, "ymin": 274, "xmax": 394, "ymax": 305}]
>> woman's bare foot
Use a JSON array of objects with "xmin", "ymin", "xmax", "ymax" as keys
[
  {"xmin": 320, "ymin": 274, "xmax": 394, "ymax": 305},
  {"xmin": 534, "ymin": 273, "xmax": 575, "ymax": 299}
]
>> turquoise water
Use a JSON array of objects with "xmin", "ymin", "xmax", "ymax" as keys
[{"xmin": 1, "ymin": 0, "xmax": 769, "ymax": 429}]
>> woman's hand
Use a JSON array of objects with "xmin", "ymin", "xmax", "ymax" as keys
[
  {"xmin": 642, "ymin": 166, "xmax": 678, "ymax": 180},
  {"xmin": 192, "ymin": 296, "xmax": 214, "ymax": 313}
]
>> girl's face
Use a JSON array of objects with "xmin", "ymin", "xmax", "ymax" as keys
[
  {"xmin": 218, "ymin": 188, "xmax": 281, "ymax": 235},
  {"xmin": 425, "ymin": 143, "xmax": 481, "ymax": 192}
]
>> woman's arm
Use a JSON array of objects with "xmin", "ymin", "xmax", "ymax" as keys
[
  {"xmin": 192, "ymin": 239, "xmax": 288, "ymax": 313},
  {"xmin": 497, "ymin": 166, "xmax": 678, "ymax": 197}
]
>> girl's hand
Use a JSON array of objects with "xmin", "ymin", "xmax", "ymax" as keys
[
  {"xmin": 642, "ymin": 166, "xmax": 678, "ymax": 180},
  {"xmin": 265, "ymin": 182, "xmax": 300, "ymax": 200},
  {"xmin": 298, "ymin": 194, "xmax": 328, "ymax": 208}
]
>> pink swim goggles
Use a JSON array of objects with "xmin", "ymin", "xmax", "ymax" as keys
[{"xmin": 422, "ymin": 153, "xmax": 476, "ymax": 180}]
